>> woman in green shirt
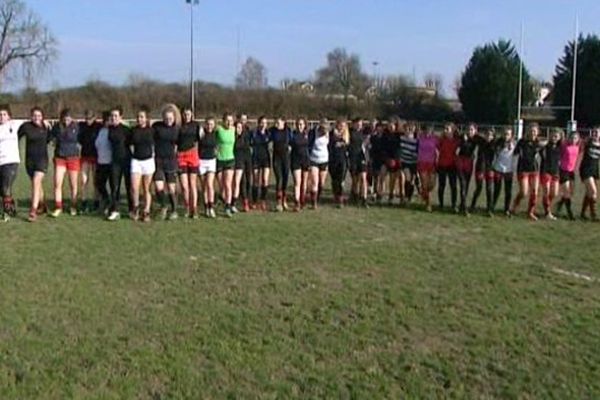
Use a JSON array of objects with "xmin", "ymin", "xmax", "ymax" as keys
[{"xmin": 216, "ymin": 112, "xmax": 236, "ymax": 217}]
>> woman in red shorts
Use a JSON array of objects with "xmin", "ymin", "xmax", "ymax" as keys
[
  {"xmin": 436, "ymin": 123, "xmax": 459, "ymax": 211},
  {"xmin": 510, "ymin": 123, "xmax": 545, "ymax": 220},
  {"xmin": 178, "ymin": 107, "xmax": 201, "ymax": 218},
  {"xmin": 49, "ymin": 108, "xmax": 81, "ymax": 217},
  {"xmin": 539, "ymin": 129, "xmax": 562, "ymax": 220},
  {"xmin": 416, "ymin": 124, "xmax": 439, "ymax": 212}
]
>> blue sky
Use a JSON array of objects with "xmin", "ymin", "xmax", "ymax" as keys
[{"xmin": 18, "ymin": 0, "xmax": 600, "ymax": 96}]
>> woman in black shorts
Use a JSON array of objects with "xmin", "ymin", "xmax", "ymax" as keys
[
  {"xmin": 579, "ymin": 127, "xmax": 600, "ymax": 221},
  {"xmin": 251, "ymin": 116, "xmax": 271, "ymax": 211},
  {"xmin": 329, "ymin": 119, "xmax": 350, "ymax": 208},
  {"xmin": 233, "ymin": 120, "xmax": 252, "ymax": 212},
  {"xmin": 270, "ymin": 117, "xmax": 291, "ymax": 212},
  {"xmin": 290, "ymin": 117, "xmax": 310, "ymax": 211},
  {"xmin": 349, "ymin": 118, "xmax": 369, "ymax": 207},
  {"xmin": 18, "ymin": 107, "xmax": 50, "ymax": 222},
  {"xmin": 153, "ymin": 105, "xmax": 180, "ymax": 221}
]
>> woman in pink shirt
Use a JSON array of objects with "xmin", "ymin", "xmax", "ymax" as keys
[
  {"xmin": 417, "ymin": 125, "xmax": 439, "ymax": 212},
  {"xmin": 556, "ymin": 132, "xmax": 581, "ymax": 219}
]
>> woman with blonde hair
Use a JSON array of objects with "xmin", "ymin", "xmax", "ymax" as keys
[
  {"xmin": 329, "ymin": 119, "xmax": 350, "ymax": 208},
  {"xmin": 152, "ymin": 104, "xmax": 181, "ymax": 220},
  {"xmin": 308, "ymin": 118, "xmax": 330, "ymax": 209}
]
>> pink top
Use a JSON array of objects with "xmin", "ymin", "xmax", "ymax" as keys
[
  {"xmin": 560, "ymin": 142, "xmax": 580, "ymax": 172},
  {"xmin": 417, "ymin": 135, "xmax": 438, "ymax": 163}
]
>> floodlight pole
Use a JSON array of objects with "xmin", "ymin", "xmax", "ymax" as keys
[
  {"xmin": 188, "ymin": 0, "xmax": 199, "ymax": 114},
  {"xmin": 516, "ymin": 22, "xmax": 524, "ymax": 139},
  {"xmin": 569, "ymin": 15, "xmax": 579, "ymax": 134}
]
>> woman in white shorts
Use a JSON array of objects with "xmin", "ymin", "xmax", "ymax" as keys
[
  {"xmin": 198, "ymin": 117, "xmax": 218, "ymax": 218},
  {"xmin": 129, "ymin": 108, "xmax": 155, "ymax": 222}
]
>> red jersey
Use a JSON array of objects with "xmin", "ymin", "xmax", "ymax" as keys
[{"xmin": 437, "ymin": 136, "xmax": 458, "ymax": 168}]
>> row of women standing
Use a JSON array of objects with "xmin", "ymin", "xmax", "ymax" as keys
[
  {"xmin": 0, "ymin": 103, "xmax": 360, "ymax": 222},
  {"xmin": 368, "ymin": 120, "xmax": 600, "ymax": 221}
]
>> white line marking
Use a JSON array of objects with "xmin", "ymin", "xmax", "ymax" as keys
[{"xmin": 552, "ymin": 268, "xmax": 597, "ymax": 282}]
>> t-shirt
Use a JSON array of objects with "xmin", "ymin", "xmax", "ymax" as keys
[
  {"xmin": 153, "ymin": 122, "xmax": 179, "ymax": 159},
  {"xmin": 399, "ymin": 136, "xmax": 418, "ymax": 164},
  {"xmin": 417, "ymin": 134, "xmax": 438, "ymax": 164},
  {"xmin": 129, "ymin": 126, "xmax": 154, "ymax": 160},
  {"xmin": 108, "ymin": 123, "xmax": 131, "ymax": 163},
  {"xmin": 50, "ymin": 122, "xmax": 80, "ymax": 159},
  {"xmin": 560, "ymin": 142, "xmax": 580, "ymax": 173},
  {"xmin": 95, "ymin": 127, "xmax": 112, "ymax": 165},
  {"xmin": 270, "ymin": 127, "xmax": 291, "ymax": 158},
  {"xmin": 178, "ymin": 121, "xmax": 200, "ymax": 152},
  {"xmin": 18, "ymin": 121, "xmax": 49, "ymax": 163},
  {"xmin": 540, "ymin": 141, "xmax": 561, "ymax": 175},
  {"xmin": 78, "ymin": 121, "xmax": 101, "ymax": 158},
  {"xmin": 251, "ymin": 130, "xmax": 270, "ymax": 161},
  {"xmin": 216, "ymin": 126, "xmax": 235, "ymax": 161},
  {"xmin": 0, "ymin": 121, "xmax": 20, "ymax": 165},
  {"xmin": 515, "ymin": 139, "xmax": 542, "ymax": 173},
  {"xmin": 199, "ymin": 129, "xmax": 217, "ymax": 160},
  {"xmin": 437, "ymin": 136, "xmax": 458, "ymax": 168},
  {"xmin": 309, "ymin": 131, "xmax": 329, "ymax": 164},
  {"xmin": 493, "ymin": 140, "xmax": 515, "ymax": 173},
  {"xmin": 457, "ymin": 136, "xmax": 478, "ymax": 159}
]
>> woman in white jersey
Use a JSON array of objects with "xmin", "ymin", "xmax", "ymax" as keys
[
  {"xmin": 0, "ymin": 104, "xmax": 20, "ymax": 221},
  {"xmin": 308, "ymin": 119, "xmax": 330, "ymax": 209},
  {"xmin": 492, "ymin": 128, "xmax": 516, "ymax": 216}
]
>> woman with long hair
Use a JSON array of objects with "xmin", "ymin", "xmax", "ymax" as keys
[
  {"xmin": 539, "ymin": 129, "xmax": 562, "ymax": 220},
  {"xmin": 94, "ymin": 112, "xmax": 112, "ymax": 215},
  {"xmin": 216, "ymin": 112, "xmax": 236, "ymax": 217},
  {"xmin": 106, "ymin": 106, "xmax": 132, "ymax": 221},
  {"xmin": 470, "ymin": 128, "xmax": 497, "ymax": 216},
  {"xmin": 0, "ymin": 104, "xmax": 19, "ymax": 222},
  {"xmin": 329, "ymin": 119, "xmax": 350, "ymax": 208},
  {"xmin": 398, "ymin": 122, "xmax": 419, "ymax": 205},
  {"xmin": 270, "ymin": 116, "xmax": 292, "ymax": 212},
  {"xmin": 416, "ymin": 124, "xmax": 438, "ymax": 212},
  {"xmin": 456, "ymin": 123, "xmax": 478, "ymax": 216},
  {"xmin": 233, "ymin": 119, "xmax": 253, "ymax": 212},
  {"xmin": 18, "ymin": 106, "xmax": 50, "ymax": 222},
  {"xmin": 308, "ymin": 119, "xmax": 330, "ymax": 209},
  {"xmin": 510, "ymin": 123, "xmax": 544, "ymax": 220},
  {"xmin": 349, "ymin": 117, "xmax": 369, "ymax": 207},
  {"xmin": 579, "ymin": 127, "xmax": 600, "ymax": 221},
  {"xmin": 492, "ymin": 128, "xmax": 516, "ymax": 216},
  {"xmin": 129, "ymin": 108, "xmax": 155, "ymax": 222},
  {"xmin": 250, "ymin": 116, "xmax": 271, "ymax": 211},
  {"xmin": 385, "ymin": 120, "xmax": 403, "ymax": 205},
  {"xmin": 178, "ymin": 107, "xmax": 201, "ymax": 218},
  {"xmin": 555, "ymin": 131, "xmax": 581, "ymax": 220},
  {"xmin": 153, "ymin": 104, "xmax": 180, "ymax": 221},
  {"xmin": 49, "ymin": 108, "xmax": 81, "ymax": 217},
  {"xmin": 369, "ymin": 122, "xmax": 387, "ymax": 202},
  {"xmin": 78, "ymin": 109, "xmax": 101, "ymax": 213},
  {"xmin": 199, "ymin": 117, "xmax": 218, "ymax": 218},
  {"xmin": 437, "ymin": 123, "xmax": 458, "ymax": 211},
  {"xmin": 290, "ymin": 117, "xmax": 310, "ymax": 211}
]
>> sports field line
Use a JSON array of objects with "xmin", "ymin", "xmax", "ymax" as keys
[{"xmin": 551, "ymin": 267, "xmax": 598, "ymax": 283}]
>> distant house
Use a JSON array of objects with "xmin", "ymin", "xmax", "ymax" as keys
[
  {"xmin": 280, "ymin": 80, "xmax": 315, "ymax": 94},
  {"xmin": 535, "ymin": 82, "xmax": 553, "ymax": 107}
]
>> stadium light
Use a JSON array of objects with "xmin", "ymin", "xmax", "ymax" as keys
[
  {"xmin": 516, "ymin": 22, "xmax": 524, "ymax": 139},
  {"xmin": 568, "ymin": 15, "xmax": 579, "ymax": 135},
  {"xmin": 187, "ymin": 0, "xmax": 200, "ymax": 114}
]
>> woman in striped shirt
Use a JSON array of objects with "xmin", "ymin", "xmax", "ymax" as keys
[{"xmin": 399, "ymin": 122, "xmax": 419, "ymax": 204}]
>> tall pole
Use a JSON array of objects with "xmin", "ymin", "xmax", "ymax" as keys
[
  {"xmin": 516, "ymin": 21, "xmax": 524, "ymax": 139},
  {"xmin": 570, "ymin": 15, "xmax": 579, "ymax": 123},
  {"xmin": 190, "ymin": 1, "xmax": 195, "ymax": 114}
]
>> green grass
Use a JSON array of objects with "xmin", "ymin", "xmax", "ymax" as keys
[{"xmin": 0, "ymin": 162, "xmax": 599, "ymax": 399}]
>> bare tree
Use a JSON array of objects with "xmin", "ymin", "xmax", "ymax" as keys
[
  {"xmin": 235, "ymin": 57, "xmax": 268, "ymax": 89},
  {"xmin": 315, "ymin": 47, "xmax": 369, "ymax": 102},
  {"xmin": 0, "ymin": 0, "xmax": 57, "ymax": 90}
]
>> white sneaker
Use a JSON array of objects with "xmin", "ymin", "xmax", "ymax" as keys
[
  {"xmin": 208, "ymin": 208, "xmax": 216, "ymax": 219},
  {"xmin": 230, "ymin": 205, "xmax": 239, "ymax": 214},
  {"xmin": 546, "ymin": 213, "xmax": 557, "ymax": 221},
  {"xmin": 107, "ymin": 211, "xmax": 121, "ymax": 221}
]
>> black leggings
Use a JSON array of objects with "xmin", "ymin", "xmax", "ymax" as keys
[
  {"xmin": 471, "ymin": 175, "xmax": 494, "ymax": 212},
  {"xmin": 458, "ymin": 169, "xmax": 472, "ymax": 212},
  {"xmin": 239, "ymin": 157, "xmax": 252, "ymax": 200},
  {"xmin": 109, "ymin": 161, "xmax": 132, "ymax": 212},
  {"xmin": 330, "ymin": 160, "xmax": 347, "ymax": 197},
  {"xmin": 272, "ymin": 155, "xmax": 290, "ymax": 192},
  {"xmin": 96, "ymin": 164, "xmax": 111, "ymax": 207},
  {"xmin": 493, "ymin": 172, "xmax": 513, "ymax": 213},
  {"xmin": 0, "ymin": 163, "xmax": 18, "ymax": 198},
  {"xmin": 437, "ymin": 167, "xmax": 457, "ymax": 208}
]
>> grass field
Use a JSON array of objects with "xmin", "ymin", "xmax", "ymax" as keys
[{"xmin": 1, "ymin": 161, "xmax": 599, "ymax": 399}]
